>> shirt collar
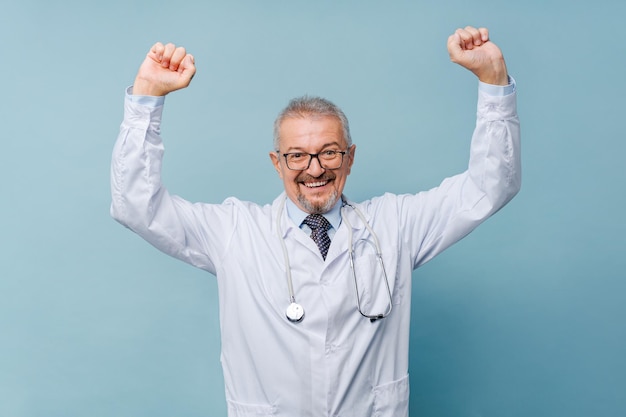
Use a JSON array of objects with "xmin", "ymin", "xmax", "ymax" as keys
[{"xmin": 285, "ymin": 197, "xmax": 343, "ymax": 231}]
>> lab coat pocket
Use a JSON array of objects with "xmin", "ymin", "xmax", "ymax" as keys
[
  {"xmin": 352, "ymin": 244, "xmax": 395, "ymax": 317},
  {"xmin": 372, "ymin": 374, "xmax": 409, "ymax": 417},
  {"xmin": 227, "ymin": 399, "xmax": 277, "ymax": 416}
]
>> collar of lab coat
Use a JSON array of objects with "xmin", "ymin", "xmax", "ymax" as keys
[
  {"xmin": 273, "ymin": 193, "xmax": 368, "ymax": 240},
  {"xmin": 285, "ymin": 197, "xmax": 342, "ymax": 232}
]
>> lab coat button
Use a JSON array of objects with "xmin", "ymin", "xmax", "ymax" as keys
[{"xmin": 325, "ymin": 343, "xmax": 339, "ymax": 354}]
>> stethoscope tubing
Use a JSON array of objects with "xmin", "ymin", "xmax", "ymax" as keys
[{"xmin": 277, "ymin": 195, "xmax": 393, "ymax": 323}]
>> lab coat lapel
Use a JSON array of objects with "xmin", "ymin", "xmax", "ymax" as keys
[
  {"xmin": 324, "ymin": 199, "xmax": 367, "ymax": 264},
  {"xmin": 272, "ymin": 193, "xmax": 326, "ymax": 259}
]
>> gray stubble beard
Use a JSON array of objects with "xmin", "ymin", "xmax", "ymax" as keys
[{"xmin": 297, "ymin": 189, "xmax": 339, "ymax": 214}]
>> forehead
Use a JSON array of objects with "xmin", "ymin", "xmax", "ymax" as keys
[{"xmin": 278, "ymin": 115, "xmax": 345, "ymax": 149}]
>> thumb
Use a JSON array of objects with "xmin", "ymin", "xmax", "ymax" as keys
[{"xmin": 447, "ymin": 33, "xmax": 464, "ymax": 63}]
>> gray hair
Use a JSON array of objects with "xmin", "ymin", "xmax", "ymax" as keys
[{"xmin": 273, "ymin": 95, "xmax": 352, "ymax": 151}]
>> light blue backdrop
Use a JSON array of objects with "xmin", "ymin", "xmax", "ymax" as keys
[{"xmin": 2, "ymin": 1, "xmax": 625, "ymax": 416}]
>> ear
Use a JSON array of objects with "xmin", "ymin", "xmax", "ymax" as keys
[
  {"xmin": 269, "ymin": 151, "xmax": 284, "ymax": 179},
  {"xmin": 345, "ymin": 144, "xmax": 356, "ymax": 174}
]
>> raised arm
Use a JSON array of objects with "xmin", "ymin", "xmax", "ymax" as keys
[
  {"xmin": 403, "ymin": 27, "xmax": 520, "ymax": 268},
  {"xmin": 111, "ymin": 43, "xmax": 225, "ymax": 273}
]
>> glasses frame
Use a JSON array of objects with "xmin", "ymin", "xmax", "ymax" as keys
[{"xmin": 279, "ymin": 150, "xmax": 348, "ymax": 171}]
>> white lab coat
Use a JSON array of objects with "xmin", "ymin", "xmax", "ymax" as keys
[{"xmin": 111, "ymin": 87, "xmax": 520, "ymax": 416}]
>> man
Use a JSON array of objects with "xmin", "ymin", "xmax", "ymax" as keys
[{"xmin": 111, "ymin": 26, "xmax": 520, "ymax": 417}]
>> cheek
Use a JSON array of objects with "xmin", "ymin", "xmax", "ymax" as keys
[
  {"xmin": 336, "ymin": 170, "xmax": 350, "ymax": 186},
  {"xmin": 283, "ymin": 171, "xmax": 299, "ymax": 185},
  {"xmin": 277, "ymin": 163, "xmax": 291, "ymax": 181}
]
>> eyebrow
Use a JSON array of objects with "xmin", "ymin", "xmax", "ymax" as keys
[{"xmin": 283, "ymin": 142, "xmax": 343, "ymax": 153}]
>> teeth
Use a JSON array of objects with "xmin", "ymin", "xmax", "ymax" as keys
[{"xmin": 304, "ymin": 181, "xmax": 327, "ymax": 188}]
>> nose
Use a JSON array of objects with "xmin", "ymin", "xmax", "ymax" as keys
[{"xmin": 306, "ymin": 154, "xmax": 326, "ymax": 177}]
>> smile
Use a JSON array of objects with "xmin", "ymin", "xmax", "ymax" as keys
[{"xmin": 303, "ymin": 180, "xmax": 329, "ymax": 188}]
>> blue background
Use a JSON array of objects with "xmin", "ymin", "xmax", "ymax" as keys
[{"xmin": 2, "ymin": 0, "xmax": 625, "ymax": 416}]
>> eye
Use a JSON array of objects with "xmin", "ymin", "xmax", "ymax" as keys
[
  {"xmin": 288, "ymin": 153, "xmax": 306, "ymax": 161},
  {"xmin": 320, "ymin": 150, "xmax": 339, "ymax": 159}
]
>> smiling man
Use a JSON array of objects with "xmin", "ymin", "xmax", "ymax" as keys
[{"xmin": 111, "ymin": 26, "xmax": 521, "ymax": 417}]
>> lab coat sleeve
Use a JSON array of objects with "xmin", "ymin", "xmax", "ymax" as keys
[
  {"xmin": 403, "ymin": 86, "xmax": 521, "ymax": 269},
  {"xmin": 110, "ymin": 94, "xmax": 235, "ymax": 274}
]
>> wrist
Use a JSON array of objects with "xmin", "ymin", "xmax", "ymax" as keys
[
  {"xmin": 477, "ymin": 58, "xmax": 509, "ymax": 86},
  {"xmin": 132, "ymin": 77, "xmax": 166, "ymax": 96}
]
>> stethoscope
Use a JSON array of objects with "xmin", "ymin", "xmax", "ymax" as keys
[{"xmin": 277, "ymin": 195, "xmax": 393, "ymax": 323}]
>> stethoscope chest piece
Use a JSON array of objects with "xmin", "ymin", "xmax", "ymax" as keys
[{"xmin": 286, "ymin": 302, "xmax": 305, "ymax": 322}]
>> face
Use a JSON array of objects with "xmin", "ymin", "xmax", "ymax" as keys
[{"xmin": 270, "ymin": 116, "xmax": 356, "ymax": 214}]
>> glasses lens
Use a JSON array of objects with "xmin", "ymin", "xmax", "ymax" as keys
[
  {"xmin": 286, "ymin": 153, "xmax": 309, "ymax": 170},
  {"xmin": 319, "ymin": 151, "xmax": 343, "ymax": 169}
]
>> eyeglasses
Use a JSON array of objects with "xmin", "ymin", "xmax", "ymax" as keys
[{"xmin": 280, "ymin": 150, "xmax": 348, "ymax": 171}]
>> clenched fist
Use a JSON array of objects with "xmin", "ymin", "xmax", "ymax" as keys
[
  {"xmin": 133, "ymin": 42, "xmax": 196, "ymax": 96},
  {"xmin": 447, "ymin": 26, "xmax": 509, "ymax": 86}
]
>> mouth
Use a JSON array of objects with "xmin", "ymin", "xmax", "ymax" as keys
[
  {"xmin": 298, "ymin": 172, "xmax": 335, "ymax": 189},
  {"xmin": 302, "ymin": 180, "xmax": 329, "ymax": 188}
]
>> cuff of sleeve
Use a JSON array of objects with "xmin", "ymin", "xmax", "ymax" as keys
[
  {"xmin": 125, "ymin": 86, "xmax": 166, "ymax": 107},
  {"xmin": 478, "ymin": 76, "xmax": 516, "ymax": 96},
  {"xmin": 477, "ymin": 83, "xmax": 517, "ymax": 120}
]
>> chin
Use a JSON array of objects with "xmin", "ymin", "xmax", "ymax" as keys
[{"xmin": 298, "ymin": 190, "xmax": 338, "ymax": 214}]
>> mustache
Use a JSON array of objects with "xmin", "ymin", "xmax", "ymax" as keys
[{"xmin": 296, "ymin": 172, "xmax": 336, "ymax": 182}]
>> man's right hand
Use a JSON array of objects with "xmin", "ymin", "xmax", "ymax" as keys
[{"xmin": 133, "ymin": 42, "xmax": 196, "ymax": 96}]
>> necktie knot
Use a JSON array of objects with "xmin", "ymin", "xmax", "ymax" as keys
[
  {"xmin": 303, "ymin": 214, "xmax": 331, "ymax": 232},
  {"xmin": 303, "ymin": 214, "xmax": 331, "ymax": 259}
]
